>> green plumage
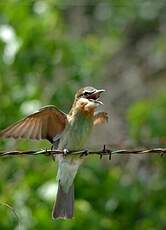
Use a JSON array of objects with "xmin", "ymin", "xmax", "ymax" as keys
[
  {"xmin": 59, "ymin": 111, "xmax": 93, "ymax": 151},
  {"xmin": 57, "ymin": 111, "xmax": 93, "ymax": 192},
  {"xmin": 53, "ymin": 110, "xmax": 94, "ymax": 220}
]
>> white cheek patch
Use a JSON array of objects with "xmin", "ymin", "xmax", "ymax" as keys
[
  {"xmin": 84, "ymin": 101, "xmax": 97, "ymax": 111},
  {"xmin": 79, "ymin": 98, "xmax": 89, "ymax": 104},
  {"xmin": 76, "ymin": 98, "xmax": 88, "ymax": 109},
  {"xmin": 76, "ymin": 97, "xmax": 97, "ymax": 111}
]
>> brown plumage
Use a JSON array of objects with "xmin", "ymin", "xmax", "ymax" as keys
[{"xmin": 0, "ymin": 105, "xmax": 67, "ymax": 143}]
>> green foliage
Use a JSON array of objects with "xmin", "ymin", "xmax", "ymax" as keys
[{"xmin": 128, "ymin": 92, "xmax": 166, "ymax": 143}]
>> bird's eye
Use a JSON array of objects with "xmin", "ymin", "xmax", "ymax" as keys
[
  {"xmin": 78, "ymin": 91, "xmax": 93, "ymax": 98},
  {"xmin": 83, "ymin": 91, "xmax": 91, "ymax": 96}
]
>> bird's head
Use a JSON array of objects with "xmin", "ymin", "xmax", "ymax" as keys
[{"xmin": 71, "ymin": 86, "xmax": 105, "ymax": 114}]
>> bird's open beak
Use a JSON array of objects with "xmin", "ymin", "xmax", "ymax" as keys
[{"xmin": 87, "ymin": 89, "xmax": 105, "ymax": 104}]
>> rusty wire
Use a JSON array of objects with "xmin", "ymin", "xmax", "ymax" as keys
[{"xmin": 0, "ymin": 145, "xmax": 166, "ymax": 160}]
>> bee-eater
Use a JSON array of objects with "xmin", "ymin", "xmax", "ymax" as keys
[{"xmin": 0, "ymin": 86, "xmax": 108, "ymax": 219}]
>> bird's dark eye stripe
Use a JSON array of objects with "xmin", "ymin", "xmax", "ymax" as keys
[
  {"xmin": 78, "ymin": 92, "xmax": 92, "ymax": 98},
  {"xmin": 83, "ymin": 92, "xmax": 91, "ymax": 95}
]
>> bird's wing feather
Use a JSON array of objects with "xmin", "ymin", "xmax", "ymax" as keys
[
  {"xmin": 0, "ymin": 105, "xmax": 67, "ymax": 143},
  {"xmin": 93, "ymin": 112, "xmax": 108, "ymax": 125}
]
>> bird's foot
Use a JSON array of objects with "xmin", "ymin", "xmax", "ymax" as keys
[
  {"xmin": 63, "ymin": 148, "xmax": 70, "ymax": 157},
  {"xmin": 80, "ymin": 148, "xmax": 88, "ymax": 158}
]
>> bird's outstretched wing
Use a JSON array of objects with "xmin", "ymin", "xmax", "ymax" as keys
[
  {"xmin": 0, "ymin": 105, "xmax": 67, "ymax": 143},
  {"xmin": 93, "ymin": 112, "xmax": 108, "ymax": 125}
]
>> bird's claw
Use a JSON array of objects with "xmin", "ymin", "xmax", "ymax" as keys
[
  {"xmin": 63, "ymin": 148, "xmax": 69, "ymax": 157},
  {"xmin": 80, "ymin": 149, "xmax": 88, "ymax": 158}
]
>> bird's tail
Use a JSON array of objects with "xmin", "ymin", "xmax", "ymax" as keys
[{"xmin": 52, "ymin": 181, "xmax": 74, "ymax": 219}]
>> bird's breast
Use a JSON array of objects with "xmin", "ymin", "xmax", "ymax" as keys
[{"xmin": 58, "ymin": 112, "xmax": 93, "ymax": 151}]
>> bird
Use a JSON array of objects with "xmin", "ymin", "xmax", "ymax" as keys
[{"xmin": 0, "ymin": 86, "xmax": 108, "ymax": 219}]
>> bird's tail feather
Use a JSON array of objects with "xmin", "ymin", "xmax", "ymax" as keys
[{"xmin": 52, "ymin": 182, "xmax": 74, "ymax": 219}]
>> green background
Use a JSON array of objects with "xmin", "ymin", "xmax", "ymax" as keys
[{"xmin": 0, "ymin": 1, "xmax": 166, "ymax": 229}]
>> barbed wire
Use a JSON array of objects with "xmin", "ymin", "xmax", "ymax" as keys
[{"xmin": 0, "ymin": 145, "xmax": 166, "ymax": 160}]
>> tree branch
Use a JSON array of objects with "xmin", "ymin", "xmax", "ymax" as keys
[{"xmin": 0, "ymin": 146, "xmax": 166, "ymax": 160}]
